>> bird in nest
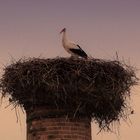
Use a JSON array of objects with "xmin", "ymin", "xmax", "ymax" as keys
[{"xmin": 60, "ymin": 28, "xmax": 88, "ymax": 59}]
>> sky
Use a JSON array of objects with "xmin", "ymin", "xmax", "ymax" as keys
[{"xmin": 0, "ymin": 0, "xmax": 140, "ymax": 140}]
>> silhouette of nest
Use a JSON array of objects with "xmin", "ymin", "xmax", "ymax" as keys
[{"xmin": 0, "ymin": 57, "xmax": 138, "ymax": 130}]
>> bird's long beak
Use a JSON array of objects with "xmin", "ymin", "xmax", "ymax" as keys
[
  {"xmin": 60, "ymin": 30, "xmax": 63, "ymax": 34},
  {"xmin": 60, "ymin": 28, "xmax": 66, "ymax": 34}
]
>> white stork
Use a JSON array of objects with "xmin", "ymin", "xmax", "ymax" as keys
[{"xmin": 60, "ymin": 28, "xmax": 88, "ymax": 59}]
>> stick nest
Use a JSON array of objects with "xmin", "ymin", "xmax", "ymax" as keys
[{"xmin": 0, "ymin": 57, "xmax": 138, "ymax": 130}]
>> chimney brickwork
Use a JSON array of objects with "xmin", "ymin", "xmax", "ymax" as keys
[{"xmin": 26, "ymin": 108, "xmax": 91, "ymax": 140}]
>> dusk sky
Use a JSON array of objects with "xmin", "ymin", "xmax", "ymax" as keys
[{"xmin": 0, "ymin": 0, "xmax": 140, "ymax": 140}]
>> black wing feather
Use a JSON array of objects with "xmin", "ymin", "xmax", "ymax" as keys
[{"xmin": 69, "ymin": 45, "xmax": 87, "ymax": 58}]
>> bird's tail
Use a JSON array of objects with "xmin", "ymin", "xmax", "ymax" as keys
[{"xmin": 84, "ymin": 54, "xmax": 88, "ymax": 59}]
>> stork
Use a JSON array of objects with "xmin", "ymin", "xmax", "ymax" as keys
[{"xmin": 60, "ymin": 28, "xmax": 88, "ymax": 59}]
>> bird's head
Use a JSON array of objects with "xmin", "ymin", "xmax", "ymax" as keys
[{"xmin": 60, "ymin": 28, "xmax": 66, "ymax": 34}]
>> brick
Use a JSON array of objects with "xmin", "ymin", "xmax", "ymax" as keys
[{"xmin": 27, "ymin": 109, "xmax": 92, "ymax": 140}]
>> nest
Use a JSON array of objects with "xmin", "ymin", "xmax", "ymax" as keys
[{"xmin": 0, "ymin": 57, "xmax": 138, "ymax": 130}]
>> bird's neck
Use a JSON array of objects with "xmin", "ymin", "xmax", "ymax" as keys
[{"xmin": 62, "ymin": 31, "xmax": 68, "ymax": 46}]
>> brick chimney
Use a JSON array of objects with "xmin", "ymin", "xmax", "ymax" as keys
[{"xmin": 26, "ymin": 107, "xmax": 91, "ymax": 140}]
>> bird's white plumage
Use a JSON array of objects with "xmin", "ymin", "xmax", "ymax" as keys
[{"xmin": 60, "ymin": 28, "xmax": 88, "ymax": 59}]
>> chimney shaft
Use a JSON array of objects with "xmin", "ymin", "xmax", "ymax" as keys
[{"xmin": 26, "ymin": 107, "xmax": 91, "ymax": 140}]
